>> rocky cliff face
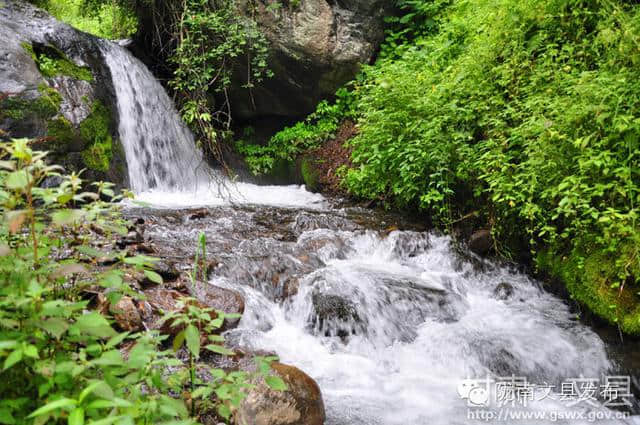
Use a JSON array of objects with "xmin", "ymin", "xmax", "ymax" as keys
[
  {"xmin": 230, "ymin": 0, "xmax": 391, "ymax": 122},
  {"xmin": 135, "ymin": 0, "xmax": 390, "ymax": 123},
  {"xmin": 0, "ymin": 0, "xmax": 128, "ymax": 186}
]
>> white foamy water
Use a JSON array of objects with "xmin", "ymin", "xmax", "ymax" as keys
[
  {"xmin": 127, "ymin": 182, "xmax": 327, "ymax": 209},
  {"xmin": 215, "ymin": 230, "xmax": 635, "ymax": 425},
  {"xmin": 100, "ymin": 40, "xmax": 209, "ymax": 192}
]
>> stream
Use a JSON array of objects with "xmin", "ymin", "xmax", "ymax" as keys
[{"xmin": 104, "ymin": 37, "xmax": 640, "ymax": 425}]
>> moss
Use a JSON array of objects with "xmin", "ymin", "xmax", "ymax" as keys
[
  {"xmin": 300, "ymin": 157, "xmax": 320, "ymax": 192},
  {"xmin": 80, "ymin": 101, "xmax": 112, "ymax": 172},
  {"xmin": 0, "ymin": 83, "xmax": 61, "ymax": 122},
  {"xmin": 22, "ymin": 42, "xmax": 93, "ymax": 82},
  {"xmin": 46, "ymin": 116, "xmax": 77, "ymax": 148},
  {"xmin": 537, "ymin": 243, "xmax": 640, "ymax": 335}
]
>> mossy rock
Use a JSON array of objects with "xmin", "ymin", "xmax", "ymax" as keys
[
  {"xmin": 22, "ymin": 42, "xmax": 93, "ymax": 82},
  {"xmin": 46, "ymin": 116, "xmax": 79, "ymax": 150},
  {"xmin": 537, "ymin": 242, "xmax": 640, "ymax": 335},
  {"xmin": 80, "ymin": 101, "xmax": 113, "ymax": 172},
  {"xmin": 262, "ymin": 157, "xmax": 300, "ymax": 185},
  {"xmin": 1, "ymin": 83, "xmax": 62, "ymax": 123},
  {"xmin": 300, "ymin": 157, "xmax": 321, "ymax": 192}
]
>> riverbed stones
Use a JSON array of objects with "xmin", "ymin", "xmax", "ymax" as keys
[
  {"xmin": 493, "ymin": 282, "xmax": 515, "ymax": 300},
  {"xmin": 186, "ymin": 282, "xmax": 245, "ymax": 331},
  {"xmin": 237, "ymin": 362, "xmax": 325, "ymax": 425},
  {"xmin": 468, "ymin": 229, "xmax": 493, "ymax": 256},
  {"xmin": 111, "ymin": 296, "xmax": 143, "ymax": 332}
]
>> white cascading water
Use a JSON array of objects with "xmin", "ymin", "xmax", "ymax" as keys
[
  {"xmin": 104, "ymin": 40, "xmax": 637, "ymax": 424},
  {"xmin": 214, "ymin": 228, "xmax": 634, "ymax": 425},
  {"xmin": 100, "ymin": 40, "xmax": 325, "ymax": 209},
  {"xmin": 100, "ymin": 40, "xmax": 209, "ymax": 192}
]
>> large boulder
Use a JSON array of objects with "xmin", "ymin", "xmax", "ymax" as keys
[
  {"xmin": 237, "ymin": 362, "xmax": 325, "ymax": 425},
  {"xmin": 0, "ymin": 0, "xmax": 128, "ymax": 186},
  {"xmin": 230, "ymin": 0, "xmax": 391, "ymax": 121}
]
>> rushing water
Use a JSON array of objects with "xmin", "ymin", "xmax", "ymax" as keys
[
  {"xmin": 100, "ymin": 41, "xmax": 211, "ymax": 192},
  {"xmin": 106, "ymin": 42, "xmax": 639, "ymax": 424},
  {"xmin": 131, "ymin": 200, "xmax": 639, "ymax": 425}
]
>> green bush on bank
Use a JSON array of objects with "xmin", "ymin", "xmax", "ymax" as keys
[
  {"xmin": 0, "ymin": 139, "xmax": 285, "ymax": 424},
  {"xmin": 240, "ymin": 0, "xmax": 639, "ymax": 331},
  {"xmin": 345, "ymin": 0, "xmax": 639, "ymax": 330},
  {"xmin": 28, "ymin": 0, "xmax": 137, "ymax": 40}
]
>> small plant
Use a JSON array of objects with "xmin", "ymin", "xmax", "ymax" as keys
[
  {"xmin": 237, "ymin": 87, "xmax": 357, "ymax": 175},
  {"xmin": 0, "ymin": 139, "xmax": 285, "ymax": 424}
]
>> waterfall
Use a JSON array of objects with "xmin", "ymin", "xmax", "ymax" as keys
[{"xmin": 99, "ymin": 41, "xmax": 209, "ymax": 193}]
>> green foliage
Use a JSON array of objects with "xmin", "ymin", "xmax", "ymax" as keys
[
  {"xmin": 170, "ymin": 0, "xmax": 272, "ymax": 158},
  {"xmin": 22, "ymin": 43, "xmax": 93, "ymax": 82},
  {"xmin": 0, "ymin": 84, "xmax": 61, "ymax": 123},
  {"xmin": 538, "ymin": 238, "xmax": 640, "ymax": 333},
  {"xmin": 0, "ymin": 139, "xmax": 283, "ymax": 423},
  {"xmin": 237, "ymin": 88, "xmax": 356, "ymax": 175},
  {"xmin": 300, "ymin": 158, "xmax": 320, "ymax": 192},
  {"xmin": 80, "ymin": 102, "xmax": 113, "ymax": 172},
  {"xmin": 342, "ymin": 0, "xmax": 639, "ymax": 307},
  {"xmin": 30, "ymin": 0, "xmax": 138, "ymax": 40}
]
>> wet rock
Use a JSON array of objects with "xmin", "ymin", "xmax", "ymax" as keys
[
  {"xmin": 311, "ymin": 293, "xmax": 361, "ymax": 338},
  {"xmin": 493, "ymin": 282, "xmax": 514, "ymax": 300},
  {"xmin": 143, "ymin": 288, "xmax": 205, "ymax": 335},
  {"xmin": 151, "ymin": 259, "xmax": 180, "ymax": 281},
  {"xmin": 291, "ymin": 212, "xmax": 357, "ymax": 234},
  {"xmin": 237, "ymin": 362, "xmax": 325, "ymax": 425},
  {"xmin": 468, "ymin": 229, "xmax": 493, "ymax": 256},
  {"xmin": 111, "ymin": 296, "xmax": 143, "ymax": 332},
  {"xmin": 186, "ymin": 282, "xmax": 245, "ymax": 331},
  {"xmin": 282, "ymin": 277, "xmax": 300, "ymax": 299},
  {"xmin": 388, "ymin": 231, "xmax": 431, "ymax": 258},
  {"xmin": 117, "ymin": 230, "xmax": 144, "ymax": 248},
  {"xmin": 189, "ymin": 208, "xmax": 209, "ymax": 220}
]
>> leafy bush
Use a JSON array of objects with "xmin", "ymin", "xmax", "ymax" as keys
[
  {"xmin": 237, "ymin": 88, "xmax": 357, "ymax": 175},
  {"xmin": 344, "ymin": 0, "xmax": 639, "ymax": 327},
  {"xmin": 0, "ymin": 139, "xmax": 285, "ymax": 423},
  {"xmin": 30, "ymin": 0, "xmax": 137, "ymax": 40},
  {"xmin": 170, "ymin": 0, "xmax": 272, "ymax": 158}
]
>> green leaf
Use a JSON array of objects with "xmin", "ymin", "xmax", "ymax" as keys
[
  {"xmin": 265, "ymin": 375, "xmax": 288, "ymax": 391},
  {"xmin": 86, "ymin": 398, "xmax": 132, "ymax": 410},
  {"xmin": 217, "ymin": 404, "xmax": 231, "ymax": 420},
  {"xmin": 86, "ymin": 415, "xmax": 125, "ymax": 425},
  {"xmin": 3, "ymin": 348, "xmax": 22, "ymax": 370},
  {"xmin": 184, "ymin": 325, "xmax": 200, "ymax": 357},
  {"xmin": 40, "ymin": 318, "xmax": 69, "ymax": 339},
  {"xmin": 70, "ymin": 312, "xmax": 116, "ymax": 339},
  {"xmin": 28, "ymin": 398, "xmax": 77, "ymax": 418},
  {"xmin": 51, "ymin": 209, "xmax": 85, "ymax": 226},
  {"xmin": 173, "ymin": 330, "xmax": 186, "ymax": 352},
  {"xmin": 79, "ymin": 381, "xmax": 113, "ymax": 403},
  {"xmin": 68, "ymin": 408, "xmax": 84, "ymax": 425},
  {"xmin": 6, "ymin": 170, "xmax": 30, "ymax": 190},
  {"xmin": 143, "ymin": 269, "xmax": 163, "ymax": 284},
  {"xmin": 23, "ymin": 344, "xmax": 38, "ymax": 359},
  {"xmin": 204, "ymin": 344, "xmax": 234, "ymax": 356}
]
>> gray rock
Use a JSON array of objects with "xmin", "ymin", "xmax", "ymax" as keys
[
  {"xmin": 230, "ymin": 0, "xmax": 392, "ymax": 120},
  {"xmin": 493, "ymin": 282, "xmax": 514, "ymax": 300},
  {"xmin": 0, "ymin": 0, "xmax": 128, "ymax": 187},
  {"xmin": 468, "ymin": 229, "xmax": 493, "ymax": 256},
  {"xmin": 237, "ymin": 362, "xmax": 325, "ymax": 425}
]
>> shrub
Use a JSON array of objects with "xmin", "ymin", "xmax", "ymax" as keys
[{"xmin": 0, "ymin": 139, "xmax": 285, "ymax": 423}]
